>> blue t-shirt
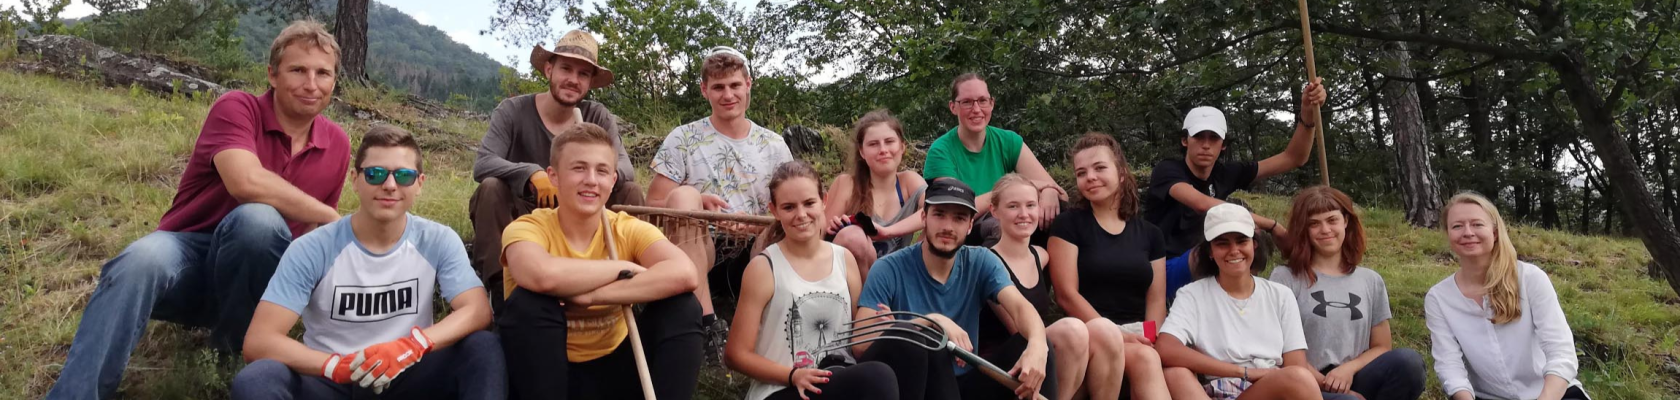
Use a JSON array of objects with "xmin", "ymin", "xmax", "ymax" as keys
[
  {"xmin": 857, "ymin": 243, "xmax": 1013, "ymax": 374},
  {"xmin": 261, "ymin": 214, "xmax": 482, "ymax": 354}
]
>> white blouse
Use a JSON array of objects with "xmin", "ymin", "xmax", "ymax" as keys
[{"xmin": 1424, "ymin": 261, "xmax": 1579, "ymax": 400}]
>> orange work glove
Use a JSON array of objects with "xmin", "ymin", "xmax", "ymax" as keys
[
  {"xmin": 530, "ymin": 170, "xmax": 559, "ymax": 208},
  {"xmin": 321, "ymin": 353, "xmax": 355, "ymax": 384},
  {"xmin": 350, "ymin": 327, "xmax": 432, "ymax": 392}
]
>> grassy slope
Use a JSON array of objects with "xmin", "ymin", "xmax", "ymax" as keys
[{"xmin": 0, "ymin": 70, "xmax": 1675, "ymax": 399}]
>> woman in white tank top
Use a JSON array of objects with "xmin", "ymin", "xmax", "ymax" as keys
[{"xmin": 725, "ymin": 161, "xmax": 901, "ymax": 400}]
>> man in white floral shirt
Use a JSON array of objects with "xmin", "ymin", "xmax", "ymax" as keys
[{"xmin": 645, "ymin": 45, "xmax": 793, "ymax": 365}]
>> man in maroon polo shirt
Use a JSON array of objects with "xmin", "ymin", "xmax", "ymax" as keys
[{"xmin": 48, "ymin": 20, "xmax": 350, "ymax": 400}]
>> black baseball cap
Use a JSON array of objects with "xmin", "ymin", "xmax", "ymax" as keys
[{"xmin": 924, "ymin": 179, "xmax": 977, "ymax": 212}]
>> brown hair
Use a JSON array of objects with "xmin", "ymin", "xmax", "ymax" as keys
[
  {"xmin": 1283, "ymin": 186, "xmax": 1366, "ymax": 286},
  {"xmin": 268, "ymin": 20, "xmax": 340, "ymax": 71},
  {"xmin": 1443, "ymin": 192, "xmax": 1524, "ymax": 324},
  {"xmin": 950, "ymin": 73, "xmax": 984, "ymax": 101},
  {"xmin": 846, "ymin": 109, "xmax": 907, "ymax": 216},
  {"xmin": 355, "ymin": 125, "xmax": 422, "ymax": 172},
  {"xmin": 989, "ymin": 174, "xmax": 1036, "ymax": 209},
  {"xmin": 1069, "ymin": 132, "xmax": 1139, "ymax": 219},
  {"xmin": 765, "ymin": 160, "xmax": 823, "ymax": 245},
  {"xmin": 769, "ymin": 160, "xmax": 823, "ymax": 204},
  {"xmin": 548, "ymin": 122, "xmax": 615, "ymax": 167},
  {"xmin": 701, "ymin": 50, "xmax": 749, "ymax": 83}
]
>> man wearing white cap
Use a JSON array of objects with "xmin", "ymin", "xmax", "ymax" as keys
[
  {"xmin": 471, "ymin": 29, "xmax": 644, "ymax": 312},
  {"xmin": 1143, "ymin": 78, "xmax": 1326, "ymax": 303}
]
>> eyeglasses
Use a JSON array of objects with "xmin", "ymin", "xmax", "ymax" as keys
[
  {"xmin": 360, "ymin": 167, "xmax": 420, "ymax": 186},
  {"xmin": 954, "ymin": 97, "xmax": 995, "ymax": 110}
]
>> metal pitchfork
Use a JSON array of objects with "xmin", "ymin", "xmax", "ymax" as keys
[{"xmin": 813, "ymin": 311, "xmax": 1050, "ymax": 400}]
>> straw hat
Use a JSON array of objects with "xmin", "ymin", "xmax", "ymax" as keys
[{"xmin": 530, "ymin": 30, "xmax": 615, "ymax": 89}]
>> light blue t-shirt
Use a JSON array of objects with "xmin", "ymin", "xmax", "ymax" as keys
[
  {"xmin": 857, "ymin": 243, "xmax": 1013, "ymax": 375},
  {"xmin": 261, "ymin": 214, "xmax": 482, "ymax": 354}
]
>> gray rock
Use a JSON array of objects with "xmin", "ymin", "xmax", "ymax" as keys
[
  {"xmin": 17, "ymin": 35, "xmax": 225, "ymax": 97},
  {"xmin": 783, "ymin": 125, "xmax": 823, "ymax": 158}
]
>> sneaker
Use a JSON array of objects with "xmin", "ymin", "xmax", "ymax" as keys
[{"xmin": 703, "ymin": 316, "xmax": 729, "ymax": 366}]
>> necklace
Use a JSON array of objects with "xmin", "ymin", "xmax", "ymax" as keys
[{"xmin": 1229, "ymin": 296, "xmax": 1251, "ymax": 316}]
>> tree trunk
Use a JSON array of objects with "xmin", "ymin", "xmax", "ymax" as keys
[
  {"xmin": 335, "ymin": 0, "xmax": 370, "ymax": 85},
  {"xmin": 1553, "ymin": 51, "xmax": 1680, "ymax": 290},
  {"xmin": 1380, "ymin": 16, "xmax": 1444, "ymax": 228},
  {"xmin": 1465, "ymin": 74, "xmax": 1497, "ymax": 197}
]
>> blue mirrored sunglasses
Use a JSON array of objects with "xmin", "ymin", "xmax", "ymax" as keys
[{"xmin": 360, "ymin": 167, "xmax": 420, "ymax": 186}]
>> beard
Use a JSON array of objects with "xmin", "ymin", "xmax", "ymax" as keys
[
  {"xmin": 926, "ymin": 237, "xmax": 961, "ymax": 259},
  {"xmin": 548, "ymin": 84, "xmax": 584, "ymax": 107}
]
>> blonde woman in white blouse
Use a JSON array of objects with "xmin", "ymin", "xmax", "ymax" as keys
[{"xmin": 1425, "ymin": 192, "xmax": 1590, "ymax": 400}]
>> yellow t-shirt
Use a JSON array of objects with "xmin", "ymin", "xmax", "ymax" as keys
[{"xmin": 501, "ymin": 209, "xmax": 666, "ymax": 362}]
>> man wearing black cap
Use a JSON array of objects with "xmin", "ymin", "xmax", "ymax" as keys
[
  {"xmin": 853, "ymin": 179, "xmax": 1056, "ymax": 400},
  {"xmin": 471, "ymin": 29, "xmax": 644, "ymax": 312}
]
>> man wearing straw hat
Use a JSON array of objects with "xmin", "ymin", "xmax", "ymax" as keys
[
  {"xmin": 645, "ymin": 45, "xmax": 794, "ymax": 365},
  {"xmin": 498, "ymin": 122, "xmax": 705, "ymax": 400},
  {"xmin": 471, "ymin": 29, "xmax": 645, "ymax": 313}
]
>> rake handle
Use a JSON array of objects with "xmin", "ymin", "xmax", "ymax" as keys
[
  {"xmin": 953, "ymin": 345, "xmax": 1051, "ymax": 400},
  {"xmin": 601, "ymin": 212, "xmax": 657, "ymax": 400},
  {"xmin": 1298, "ymin": 0, "xmax": 1331, "ymax": 186}
]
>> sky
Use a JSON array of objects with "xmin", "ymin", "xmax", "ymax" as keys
[{"xmin": 1, "ymin": 0, "xmax": 755, "ymax": 73}]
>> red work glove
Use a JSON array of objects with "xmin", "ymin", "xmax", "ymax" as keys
[
  {"xmin": 321, "ymin": 353, "xmax": 356, "ymax": 384},
  {"xmin": 350, "ymin": 327, "xmax": 433, "ymax": 392}
]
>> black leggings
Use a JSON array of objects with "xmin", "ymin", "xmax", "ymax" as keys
[
  {"xmin": 856, "ymin": 323, "xmax": 961, "ymax": 400},
  {"xmin": 1475, "ymin": 385, "xmax": 1592, "ymax": 400},
  {"xmin": 763, "ymin": 361, "xmax": 899, "ymax": 400},
  {"xmin": 961, "ymin": 333, "xmax": 1059, "ymax": 400},
  {"xmin": 497, "ymin": 288, "xmax": 704, "ymax": 400}
]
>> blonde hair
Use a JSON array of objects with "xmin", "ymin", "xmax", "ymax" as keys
[
  {"xmin": 268, "ymin": 20, "xmax": 340, "ymax": 71},
  {"xmin": 1443, "ymin": 192, "xmax": 1523, "ymax": 324},
  {"xmin": 989, "ymin": 173, "xmax": 1036, "ymax": 208}
]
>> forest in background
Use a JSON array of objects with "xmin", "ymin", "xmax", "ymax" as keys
[{"xmin": 7, "ymin": 0, "xmax": 1680, "ymax": 289}]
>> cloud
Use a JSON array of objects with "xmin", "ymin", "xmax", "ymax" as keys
[{"xmin": 449, "ymin": 30, "xmax": 481, "ymax": 48}]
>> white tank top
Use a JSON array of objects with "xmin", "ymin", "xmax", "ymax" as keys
[{"xmin": 744, "ymin": 243, "xmax": 856, "ymax": 400}]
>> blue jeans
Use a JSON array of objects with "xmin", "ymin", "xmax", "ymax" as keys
[
  {"xmin": 47, "ymin": 204, "xmax": 293, "ymax": 400},
  {"xmin": 230, "ymin": 331, "xmax": 507, "ymax": 400}
]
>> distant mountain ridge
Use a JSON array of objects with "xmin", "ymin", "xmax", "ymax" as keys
[{"xmin": 235, "ymin": 0, "xmax": 507, "ymax": 110}]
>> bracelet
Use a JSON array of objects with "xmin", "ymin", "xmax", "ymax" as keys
[
  {"xmin": 1242, "ymin": 366, "xmax": 1249, "ymax": 381},
  {"xmin": 788, "ymin": 368, "xmax": 799, "ymax": 386}
]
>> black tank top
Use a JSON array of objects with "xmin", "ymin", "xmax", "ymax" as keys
[{"xmin": 977, "ymin": 247, "xmax": 1054, "ymax": 356}]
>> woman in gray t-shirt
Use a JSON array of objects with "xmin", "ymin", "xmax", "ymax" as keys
[{"xmin": 1270, "ymin": 186, "xmax": 1425, "ymax": 400}]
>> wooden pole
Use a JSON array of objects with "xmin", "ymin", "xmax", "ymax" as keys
[
  {"xmin": 1298, "ymin": 0, "xmax": 1331, "ymax": 186},
  {"xmin": 601, "ymin": 212, "xmax": 658, "ymax": 400}
]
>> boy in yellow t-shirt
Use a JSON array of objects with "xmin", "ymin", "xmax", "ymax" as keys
[{"xmin": 498, "ymin": 122, "xmax": 703, "ymax": 400}]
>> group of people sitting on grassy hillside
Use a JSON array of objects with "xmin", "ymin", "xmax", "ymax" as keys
[{"xmin": 44, "ymin": 21, "xmax": 1593, "ymax": 400}]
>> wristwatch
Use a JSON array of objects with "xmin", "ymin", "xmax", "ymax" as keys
[{"xmin": 617, "ymin": 269, "xmax": 638, "ymax": 281}]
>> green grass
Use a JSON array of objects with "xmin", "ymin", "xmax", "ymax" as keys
[{"xmin": 1, "ymin": 69, "xmax": 1676, "ymax": 399}]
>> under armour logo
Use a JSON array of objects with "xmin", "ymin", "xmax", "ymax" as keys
[{"xmin": 1311, "ymin": 291, "xmax": 1363, "ymax": 320}]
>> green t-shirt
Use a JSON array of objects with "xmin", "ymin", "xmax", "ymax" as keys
[{"xmin": 922, "ymin": 126, "xmax": 1024, "ymax": 194}]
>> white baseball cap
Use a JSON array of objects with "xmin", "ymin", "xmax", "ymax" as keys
[
  {"xmin": 1182, "ymin": 106, "xmax": 1228, "ymax": 139},
  {"xmin": 1203, "ymin": 203, "xmax": 1256, "ymax": 241}
]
